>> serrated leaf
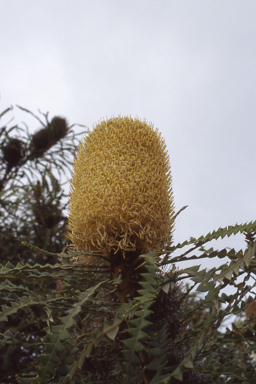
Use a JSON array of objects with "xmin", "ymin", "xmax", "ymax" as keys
[
  {"xmin": 123, "ymin": 338, "xmax": 146, "ymax": 352},
  {"xmin": 171, "ymin": 366, "xmax": 183, "ymax": 381},
  {"xmin": 4, "ymin": 261, "xmax": 15, "ymax": 269},
  {"xmin": 106, "ymin": 324, "xmax": 119, "ymax": 340},
  {"xmin": 47, "ymin": 334, "xmax": 60, "ymax": 343},
  {"xmin": 197, "ymin": 281, "xmax": 214, "ymax": 292},
  {"xmin": 146, "ymin": 354, "xmax": 167, "ymax": 370},
  {"xmin": 130, "ymin": 317, "xmax": 152, "ymax": 328},
  {"xmin": 148, "ymin": 346, "xmax": 169, "ymax": 357},
  {"xmin": 45, "ymin": 343, "xmax": 55, "ymax": 353},
  {"xmin": 52, "ymin": 326, "xmax": 70, "ymax": 341},
  {"xmin": 214, "ymin": 244, "xmax": 256, "ymax": 283},
  {"xmin": 103, "ymin": 320, "xmax": 119, "ymax": 340},
  {"xmin": 60, "ymin": 316, "xmax": 75, "ymax": 328},
  {"xmin": 134, "ymin": 309, "xmax": 153, "ymax": 319},
  {"xmin": 126, "ymin": 328, "xmax": 148, "ymax": 339},
  {"xmin": 161, "ymin": 281, "xmax": 170, "ymax": 294},
  {"xmin": 184, "ymin": 358, "xmax": 194, "ymax": 369},
  {"xmin": 122, "ymin": 349, "xmax": 141, "ymax": 365}
]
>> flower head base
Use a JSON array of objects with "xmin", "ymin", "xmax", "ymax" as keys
[{"xmin": 68, "ymin": 116, "xmax": 174, "ymax": 262}]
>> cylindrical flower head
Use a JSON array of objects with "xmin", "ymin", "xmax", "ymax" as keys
[{"xmin": 68, "ymin": 116, "xmax": 174, "ymax": 259}]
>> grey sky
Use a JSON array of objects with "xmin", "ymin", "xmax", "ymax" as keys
[{"xmin": 1, "ymin": 1, "xmax": 256, "ymax": 258}]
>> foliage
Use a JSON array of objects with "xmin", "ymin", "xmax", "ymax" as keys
[
  {"xmin": 0, "ymin": 105, "xmax": 87, "ymax": 381},
  {"xmin": 1, "ymin": 106, "xmax": 256, "ymax": 383}
]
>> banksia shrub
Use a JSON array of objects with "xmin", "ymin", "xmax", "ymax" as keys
[{"xmin": 68, "ymin": 116, "xmax": 174, "ymax": 262}]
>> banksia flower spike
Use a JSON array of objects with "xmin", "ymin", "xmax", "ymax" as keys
[{"xmin": 68, "ymin": 116, "xmax": 174, "ymax": 264}]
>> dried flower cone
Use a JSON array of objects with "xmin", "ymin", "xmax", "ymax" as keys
[{"xmin": 68, "ymin": 116, "xmax": 174, "ymax": 262}]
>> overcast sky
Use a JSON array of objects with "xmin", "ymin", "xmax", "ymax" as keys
[{"xmin": 1, "ymin": 1, "xmax": 256, "ymax": 263}]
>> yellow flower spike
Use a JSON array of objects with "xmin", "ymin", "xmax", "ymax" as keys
[{"xmin": 67, "ymin": 116, "xmax": 174, "ymax": 262}]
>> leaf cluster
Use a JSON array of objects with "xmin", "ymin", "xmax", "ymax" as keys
[
  {"xmin": 0, "ymin": 105, "xmax": 86, "ymax": 381},
  {"xmin": 1, "ymin": 226, "xmax": 256, "ymax": 383}
]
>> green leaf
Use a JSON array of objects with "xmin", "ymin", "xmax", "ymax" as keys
[
  {"xmin": 214, "ymin": 243, "xmax": 256, "ymax": 283},
  {"xmin": 197, "ymin": 281, "xmax": 215, "ymax": 292},
  {"xmin": 104, "ymin": 319, "xmax": 120, "ymax": 340}
]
